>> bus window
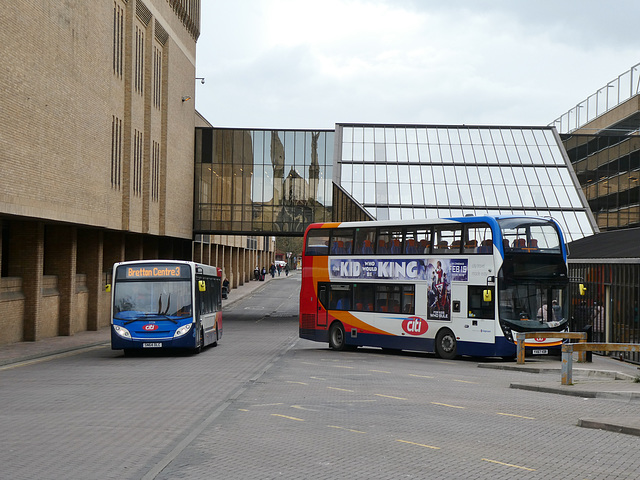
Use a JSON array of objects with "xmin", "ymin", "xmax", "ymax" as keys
[
  {"xmin": 401, "ymin": 285, "xmax": 415, "ymax": 314},
  {"xmin": 331, "ymin": 229, "xmax": 354, "ymax": 255},
  {"xmin": 305, "ymin": 229, "xmax": 329, "ymax": 256},
  {"xmin": 353, "ymin": 283, "xmax": 375, "ymax": 311},
  {"xmin": 354, "ymin": 228, "xmax": 376, "ymax": 254},
  {"xmin": 376, "ymin": 285, "xmax": 401, "ymax": 312},
  {"xmin": 464, "ymin": 223, "xmax": 492, "ymax": 254},
  {"xmin": 404, "ymin": 229, "xmax": 430, "ymax": 255},
  {"xmin": 329, "ymin": 284, "xmax": 352, "ymax": 310},
  {"xmin": 433, "ymin": 226, "xmax": 462, "ymax": 254},
  {"xmin": 468, "ymin": 286, "xmax": 495, "ymax": 319}
]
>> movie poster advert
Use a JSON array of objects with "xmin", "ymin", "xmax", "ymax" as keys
[{"xmin": 328, "ymin": 258, "xmax": 468, "ymax": 321}]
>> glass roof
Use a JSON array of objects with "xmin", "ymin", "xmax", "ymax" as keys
[{"xmin": 336, "ymin": 124, "xmax": 597, "ymax": 242}]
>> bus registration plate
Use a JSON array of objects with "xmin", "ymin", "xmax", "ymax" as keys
[
  {"xmin": 143, "ymin": 343, "xmax": 162, "ymax": 348},
  {"xmin": 532, "ymin": 349, "xmax": 548, "ymax": 355}
]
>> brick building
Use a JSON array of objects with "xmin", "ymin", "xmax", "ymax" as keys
[{"xmin": 0, "ymin": 1, "xmax": 273, "ymax": 346}]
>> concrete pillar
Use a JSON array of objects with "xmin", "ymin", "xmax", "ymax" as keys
[
  {"xmin": 10, "ymin": 221, "xmax": 44, "ymax": 341},
  {"xmin": 45, "ymin": 225, "xmax": 77, "ymax": 336},
  {"xmin": 125, "ymin": 234, "xmax": 143, "ymax": 261},
  {"xmin": 78, "ymin": 230, "xmax": 104, "ymax": 331}
]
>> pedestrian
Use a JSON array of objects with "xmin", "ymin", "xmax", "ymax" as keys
[
  {"xmin": 270, "ymin": 263, "xmax": 276, "ymax": 278},
  {"xmin": 260, "ymin": 267, "xmax": 266, "ymax": 281},
  {"xmin": 285, "ymin": 264, "xmax": 289, "ymax": 276}
]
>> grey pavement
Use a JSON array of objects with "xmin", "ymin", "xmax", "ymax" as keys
[
  {"xmin": 0, "ymin": 270, "xmax": 290, "ymax": 367},
  {"xmin": 2, "ymin": 266, "xmax": 640, "ymax": 447}
]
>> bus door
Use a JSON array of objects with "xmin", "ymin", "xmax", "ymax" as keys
[
  {"xmin": 466, "ymin": 285, "xmax": 496, "ymax": 343},
  {"xmin": 317, "ymin": 284, "xmax": 328, "ymax": 327}
]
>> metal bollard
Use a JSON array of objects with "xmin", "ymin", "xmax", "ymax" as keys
[{"xmin": 561, "ymin": 344, "xmax": 573, "ymax": 385}]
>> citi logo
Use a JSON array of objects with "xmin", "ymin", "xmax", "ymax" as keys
[
  {"xmin": 402, "ymin": 317, "xmax": 428, "ymax": 336},
  {"xmin": 143, "ymin": 324, "xmax": 158, "ymax": 331}
]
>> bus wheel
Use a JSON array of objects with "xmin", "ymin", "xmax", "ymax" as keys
[
  {"xmin": 329, "ymin": 322, "xmax": 347, "ymax": 351},
  {"xmin": 435, "ymin": 329, "xmax": 457, "ymax": 360}
]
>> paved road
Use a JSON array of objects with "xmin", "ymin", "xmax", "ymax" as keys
[{"xmin": 2, "ymin": 274, "xmax": 640, "ymax": 479}]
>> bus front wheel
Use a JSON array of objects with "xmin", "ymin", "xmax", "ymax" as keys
[
  {"xmin": 329, "ymin": 322, "xmax": 347, "ymax": 351},
  {"xmin": 435, "ymin": 329, "xmax": 457, "ymax": 360}
]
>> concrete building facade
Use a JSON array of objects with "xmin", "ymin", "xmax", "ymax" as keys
[{"xmin": 0, "ymin": 1, "xmax": 269, "ymax": 346}]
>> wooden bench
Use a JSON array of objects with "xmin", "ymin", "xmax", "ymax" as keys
[
  {"xmin": 516, "ymin": 332, "xmax": 587, "ymax": 364},
  {"xmin": 561, "ymin": 343, "xmax": 640, "ymax": 385}
]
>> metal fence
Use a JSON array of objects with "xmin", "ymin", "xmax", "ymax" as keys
[{"xmin": 569, "ymin": 260, "xmax": 640, "ymax": 364}]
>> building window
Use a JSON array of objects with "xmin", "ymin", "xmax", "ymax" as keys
[
  {"xmin": 111, "ymin": 115, "xmax": 122, "ymax": 189},
  {"xmin": 153, "ymin": 46, "xmax": 162, "ymax": 109},
  {"xmin": 113, "ymin": 2, "xmax": 124, "ymax": 78},
  {"xmin": 135, "ymin": 25, "xmax": 144, "ymax": 94},
  {"xmin": 152, "ymin": 140, "xmax": 160, "ymax": 201},
  {"xmin": 133, "ymin": 129, "xmax": 143, "ymax": 196}
]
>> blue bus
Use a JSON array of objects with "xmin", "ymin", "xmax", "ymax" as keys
[
  {"xmin": 110, "ymin": 260, "xmax": 222, "ymax": 355},
  {"xmin": 300, "ymin": 215, "xmax": 577, "ymax": 359}
]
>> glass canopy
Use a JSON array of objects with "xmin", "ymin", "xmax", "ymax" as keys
[{"xmin": 335, "ymin": 124, "xmax": 598, "ymax": 242}]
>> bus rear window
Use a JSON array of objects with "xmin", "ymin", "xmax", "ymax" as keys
[{"xmin": 305, "ymin": 229, "xmax": 329, "ymax": 256}]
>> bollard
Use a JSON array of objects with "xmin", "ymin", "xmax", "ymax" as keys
[
  {"xmin": 516, "ymin": 333, "xmax": 525, "ymax": 364},
  {"xmin": 561, "ymin": 344, "xmax": 573, "ymax": 385}
]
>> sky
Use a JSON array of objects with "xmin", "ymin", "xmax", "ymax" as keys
[{"xmin": 194, "ymin": 0, "xmax": 640, "ymax": 130}]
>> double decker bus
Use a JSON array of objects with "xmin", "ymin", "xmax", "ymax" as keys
[
  {"xmin": 110, "ymin": 260, "xmax": 222, "ymax": 355},
  {"xmin": 299, "ymin": 215, "xmax": 573, "ymax": 359}
]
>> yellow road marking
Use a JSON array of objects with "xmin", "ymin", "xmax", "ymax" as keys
[
  {"xmin": 333, "ymin": 365, "xmax": 355, "ymax": 369},
  {"xmin": 271, "ymin": 414, "xmax": 304, "ymax": 421},
  {"xmin": 286, "ymin": 381, "xmax": 308, "ymax": 385},
  {"xmin": 328, "ymin": 425, "xmax": 366, "ymax": 434},
  {"xmin": 328, "ymin": 387, "xmax": 354, "ymax": 392},
  {"xmin": 408, "ymin": 374, "xmax": 434, "ymax": 378},
  {"xmin": 369, "ymin": 369, "xmax": 391, "ymax": 373},
  {"xmin": 431, "ymin": 402, "xmax": 465, "ymax": 409},
  {"xmin": 238, "ymin": 409, "xmax": 249, "ymax": 412},
  {"xmin": 309, "ymin": 376, "xmax": 326, "ymax": 380},
  {"xmin": 396, "ymin": 439, "xmax": 440, "ymax": 450},
  {"xmin": 482, "ymin": 458, "xmax": 536, "ymax": 471},
  {"xmin": 453, "ymin": 379, "xmax": 478, "ymax": 384},
  {"xmin": 375, "ymin": 394, "xmax": 407, "ymax": 400},
  {"xmin": 497, "ymin": 412, "xmax": 535, "ymax": 420},
  {"xmin": 291, "ymin": 405, "xmax": 318, "ymax": 411}
]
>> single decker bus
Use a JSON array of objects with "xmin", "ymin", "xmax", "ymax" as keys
[
  {"xmin": 110, "ymin": 260, "xmax": 222, "ymax": 355},
  {"xmin": 299, "ymin": 215, "xmax": 575, "ymax": 359}
]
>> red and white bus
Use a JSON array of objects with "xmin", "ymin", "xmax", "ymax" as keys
[{"xmin": 299, "ymin": 215, "xmax": 572, "ymax": 358}]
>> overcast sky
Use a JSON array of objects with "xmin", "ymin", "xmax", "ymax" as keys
[{"xmin": 194, "ymin": 0, "xmax": 640, "ymax": 130}]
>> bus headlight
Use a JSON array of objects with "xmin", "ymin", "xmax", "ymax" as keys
[
  {"xmin": 113, "ymin": 325, "xmax": 131, "ymax": 339},
  {"xmin": 174, "ymin": 323, "xmax": 193, "ymax": 338}
]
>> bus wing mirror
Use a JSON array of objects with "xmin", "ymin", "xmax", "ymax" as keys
[
  {"xmin": 579, "ymin": 284, "xmax": 587, "ymax": 296},
  {"xmin": 198, "ymin": 280, "xmax": 206, "ymax": 292},
  {"xmin": 483, "ymin": 289, "xmax": 492, "ymax": 302},
  {"xmin": 105, "ymin": 284, "xmax": 111, "ymax": 293}
]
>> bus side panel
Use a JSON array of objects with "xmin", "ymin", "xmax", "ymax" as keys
[{"xmin": 299, "ymin": 255, "xmax": 331, "ymax": 342}]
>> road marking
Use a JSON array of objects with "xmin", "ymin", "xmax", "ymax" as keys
[
  {"xmin": 251, "ymin": 403, "xmax": 284, "ymax": 407},
  {"xmin": 497, "ymin": 412, "xmax": 535, "ymax": 420},
  {"xmin": 238, "ymin": 409, "xmax": 249, "ymax": 412},
  {"xmin": 396, "ymin": 439, "xmax": 440, "ymax": 450},
  {"xmin": 369, "ymin": 369, "xmax": 391, "ymax": 373},
  {"xmin": 333, "ymin": 365, "xmax": 355, "ymax": 369},
  {"xmin": 328, "ymin": 425, "xmax": 366, "ymax": 434},
  {"xmin": 408, "ymin": 374, "xmax": 434, "ymax": 378},
  {"xmin": 291, "ymin": 405, "xmax": 318, "ymax": 411},
  {"xmin": 286, "ymin": 381, "xmax": 308, "ymax": 385},
  {"xmin": 328, "ymin": 387, "xmax": 354, "ymax": 392},
  {"xmin": 482, "ymin": 458, "xmax": 536, "ymax": 471},
  {"xmin": 431, "ymin": 402, "xmax": 465, "ymax": 409},
  {"xmin": 375, "ymin": 394, "xmax": 407, "ymax": 400},
  {"xmin": 453, "ymin": 379, "xmax": 479, "ymax": 384},
  {"xmin": 309, "ymin": 376, "xmax": 326, "ymax": 380},
  {"xmin": 271, "ymin": 414, "xmax": 304, "ymax": 421}
]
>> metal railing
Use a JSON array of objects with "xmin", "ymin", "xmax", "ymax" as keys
[
  {"xmin": 550, "ymin": 62, "xmax": 640, "ymax": 134},
  {"xmin": 516, "ymin": 332, "xmax": 587, "ymax": 364},
  {"xmin": 561, "ymin": 343, "xmax": 640, "ymax": 385}
]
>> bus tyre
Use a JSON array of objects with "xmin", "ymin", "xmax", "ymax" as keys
[
  {"xmin": 435, "ymin": 329, "xmax": 457, "ymax": 360},
  {"xmin": 329, "ymin": 322, "xmax": 347, "ymax": 351},
  {"xmin": 212, "ymin": 326, "xmax": 218, "ymax": 347}
]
